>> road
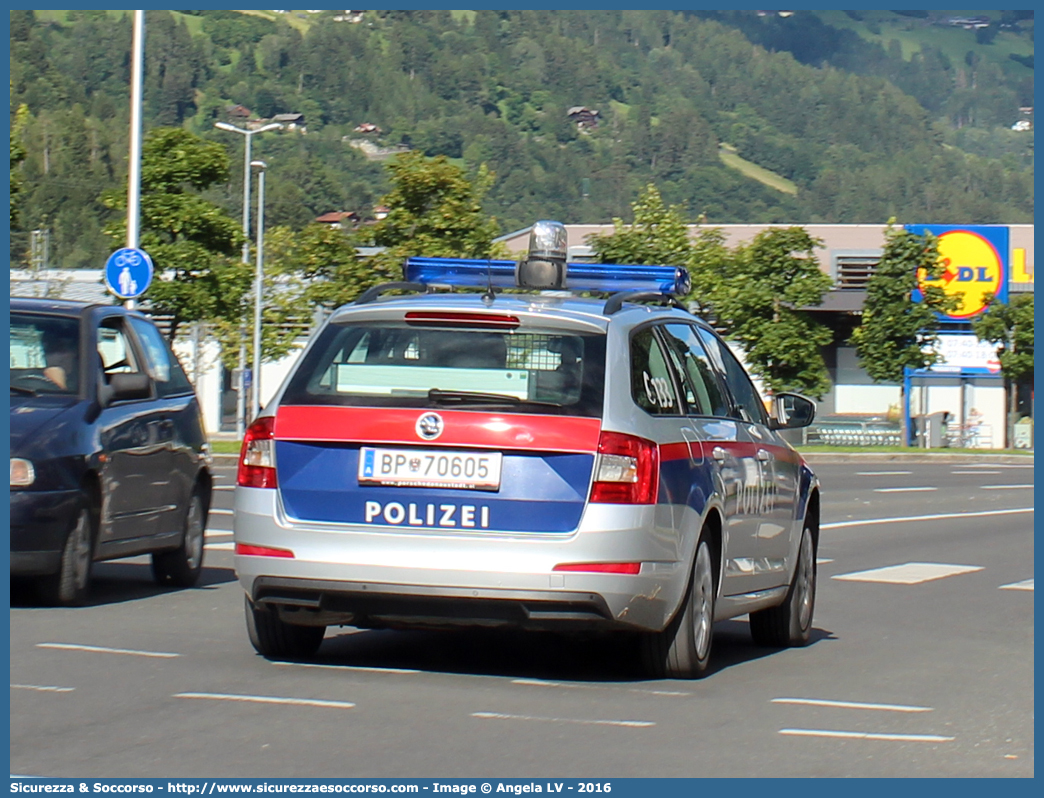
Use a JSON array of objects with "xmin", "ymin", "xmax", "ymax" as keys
[{"xmin": 10, "ymin": 458, "xmax": 1033, "ymax": 778}]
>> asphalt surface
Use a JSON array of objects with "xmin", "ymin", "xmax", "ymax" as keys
[{"xmin": 9, "ymin": 458, "xmax": 1034, "ymax": 778}]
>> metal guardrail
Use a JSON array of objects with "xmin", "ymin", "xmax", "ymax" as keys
[{"xmin": 804, "ymin": 420, "xmax": 903, "ymax": 447}]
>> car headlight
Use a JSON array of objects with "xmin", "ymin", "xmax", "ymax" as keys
[{"xmin": 10, "ymin": 458, "xmax": 35, "ymax": 487}]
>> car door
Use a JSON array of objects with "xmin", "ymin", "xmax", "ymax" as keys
[
  {"xmin": 695, "ymin": 327, "xmax": 801, "ymax": 592},
  {"xmin": 94, "ymin": 313, "xmax": 170, "ymax": 546},
  {"xmin": 127, "ymin": 315, "xmax": 199, "ymax": 524},
  {"xmin": 659, "ymin": 323, "xmax": 762, "ymax": 598}
]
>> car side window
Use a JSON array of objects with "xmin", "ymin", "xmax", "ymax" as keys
[
  {"xmin": 128, "ymin": 317, "xmax": 194, "ymax": 397},
  {"xmin": 98, "ymin": 320, "xmax": 143, "ymax": 380},
  {"xmin": 660, "ymin": 324, "xmax": 731, "ymax": 417},
  {"xmin": 630, "ymin": 327, "xmax": 681, "ymax": 416},
  {"xmin": 695, "ymin": 328, "xmax": 769, "ymax": 426}
]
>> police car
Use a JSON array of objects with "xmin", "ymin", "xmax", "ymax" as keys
[{"xmin": 233, "ymin": 221, "xmax": 820, "ymax": 678}]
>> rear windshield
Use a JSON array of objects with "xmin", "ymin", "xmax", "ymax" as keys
[{"xmin": 282, "ymin": 322, "xmax": 606, "ymax": 417}]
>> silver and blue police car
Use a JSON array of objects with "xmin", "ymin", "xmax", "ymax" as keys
[{"xmin": 233, "ymin": 221, "xmax": 820, "ymax": 678}]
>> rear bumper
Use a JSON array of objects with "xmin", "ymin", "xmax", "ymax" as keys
[
  {"xmin": 234, "ymin": 487, "xmax": 693, "ymax": 633},
  {"xmin": 9, "ymin": 488, "xmax": 81, "ymax": 576}
]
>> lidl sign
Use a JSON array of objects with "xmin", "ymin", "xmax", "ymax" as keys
[{"xmin": 907, "ymin": 224, "xmax": 1009, "ymax": 320}]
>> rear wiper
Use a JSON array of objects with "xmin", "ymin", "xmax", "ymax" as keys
[
  {"xmin": 10, "ymin": 385, "xmax": 37, "ymax": 396},
  {"xmin": 428, "ymin": 389, "xmax": 520, "ymax": 405}
]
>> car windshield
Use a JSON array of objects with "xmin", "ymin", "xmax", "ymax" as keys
[
  {"xmin": 10, "ymin": 313, "xmax": 81, "ymax": 395},
  {"xmin": 282, "ymin": 322, "xmax": 606, "ymax": 417}
]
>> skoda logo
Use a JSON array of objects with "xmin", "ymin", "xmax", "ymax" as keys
[{"xmin": 416, "ymin": 412, "xmax": 444, "ymax": 441}]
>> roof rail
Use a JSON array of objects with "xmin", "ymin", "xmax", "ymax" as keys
[
  {"xmin": 603, "ymin": 291, "xmax": 683, "ymax": 316},
  {"xmin": 354, "ymin": 281, "xmax": 429, "ymax": 305}
]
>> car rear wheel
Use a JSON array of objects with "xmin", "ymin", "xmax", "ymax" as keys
[
  {"xmin": 245, "ymin": 595, "xmax": 326, "ymax": 660},
  {"xmin": 640, "ymin": 537, "xmax": 715, "ymax": 679},
  {"xmin": 152, "ymin": 492, "xmax": 206, "ymax": 588},
  {"xmin": 750, "ymin": 524, "xmax": 816, "ymax": 647},
  {"xmin": 38, "ymin": 504, "xmax": 93, "ymax": 606}
]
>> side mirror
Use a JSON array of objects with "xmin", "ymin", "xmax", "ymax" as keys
[
  {"xmin": 770, "ymin": 392, "xmax": 816, "ymax": 430},
  {"xmin": 105, "ymin": 372, "xmax": 152, "ymax": 404}
]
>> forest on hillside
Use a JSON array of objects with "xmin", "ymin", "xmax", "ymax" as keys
[{"xmin": 9, "ymin": 9, "xmax": 1035, "ymax": 269}]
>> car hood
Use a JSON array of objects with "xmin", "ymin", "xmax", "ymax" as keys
[{"xmin": 9, "ymin": 395, "xmax": 80, "ymax": 455}]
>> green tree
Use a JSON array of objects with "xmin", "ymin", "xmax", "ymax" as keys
[
  {"xmin": 10, "ymin": 103, "xmax": 29, "ymax": 225},
  {"xmin": 366, "ymin": 151, "xmax": 502, "ymax": 276},
  {"xmin": 587, "ymin": 184, "xmax": 693, "ymax": 267},
  {"xmin": 711, "ymin": 227, "xmax": 834, "ymax": 398},
  {"xmin": 850, "ymin": 222, "xmax": 956, "ymax": 444},
  {"xmin": 105, "ymin": 127, "xmax": 246, "ymax": 341},
  {"xmin": 973, "ymin": 293, "xmax": 1033, "ymax": 447}
]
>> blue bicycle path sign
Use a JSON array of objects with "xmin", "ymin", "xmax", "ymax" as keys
[{"xmin": 105, "ymin": 247, "xmax": 154, "ymax": 299}]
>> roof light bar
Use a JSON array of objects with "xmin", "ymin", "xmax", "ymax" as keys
[{"xmin": 403, "ymin": 257, "xmax": 691, "ymax": 296}]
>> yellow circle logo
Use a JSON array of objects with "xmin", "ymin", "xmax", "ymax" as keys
[{"xmin": 918, "ymin": 230, "xmax": 1005, "ymax": 319}]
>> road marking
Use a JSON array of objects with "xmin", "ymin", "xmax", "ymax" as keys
[
  {"xmin": 815, "ymin": 558, "xmax": 834, "ymax": 565},
  {"xmin": 999, "ymin": 578, "xmax": 1034, "ymax": 591},
  {"xmin": 37, "ymin": 643, "xmax": 179, "ymax": 658},
  {"xmin": 209, "ymin": 508, "xmax": 233, "ymax": 516},
  {"xmin": 981, "ymin": 484, "xmax": 1034, "ymax": 490},
  {"xmin": 779, "ymin": 728, "xmax": 954, "ymax": 743},
  {"xmin": 771, "ymin": 697, "xmax": 931, "ymax": 713},
  {"xmin": 951, "ymin": 470, "xmax": 1001, "ymax": 475},
  {"xmin": 175, "ymin": 692, "xmax": 355, "ymax": 709},
  {"xmin": 822, "ymin": 507, "xmax": 1033, "ymax": 530},
  {"xmin": 273, "ymin": 662, "xmax": 420, "ymax": 674},
  {"xmin": 856, "ymin": 471, "xmax": 912, "ymax": 476},
  {"xmin": 832, "ymin": 562, "xmax": 982, "ymax": 585},
  {"xmin": 873, "ymin": 486, "xmax": 937, "ymax": 493},
  {"xmin": 204, "ymin": 542, "xmax": 234, "ymax": 551},
  {"xmin": 511, "ymin": 678, "xmax": 689, "ymax": 697},
  {"xmin": 213, "ymin": 485, "xmax": 235, "ymax": 492},
  {"xmin": 11, "ymin": 684, "xmax": 75, "ymax": 693},
  {"xmin": 977, "ymin": 463, "xmax": 1034, "ymax": 469},
  {"xmin": 472, "ymin": 711, "xmax": 654, "ymax": 728},
  {"xmin": 205, "ymin": 530, "xmax": 232, "ymax": 538}
]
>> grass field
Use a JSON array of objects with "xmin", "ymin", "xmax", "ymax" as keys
[{"xmin": 718, "ymin": 144, "xmax": 798, "ymax": 195}]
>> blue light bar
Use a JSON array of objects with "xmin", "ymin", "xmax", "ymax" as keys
[{"xmin": 404, "ymin": 257, "xmax": 691, "ymax": 295}]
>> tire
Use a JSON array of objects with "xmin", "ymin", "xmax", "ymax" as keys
[
  {"xmin": 245, "ymin": 595, "xmax": 326, "ymax": 660},
  {"xmin": 152, "ymin": 492, "xmax": 206, "ymax": 588},
  {"xmin": 640, "ymin": 538, "xmax": 716, "ymax": 679},
  {"xmin": 38, "ymin": 504, "xmax": 93, "ymax": 606},
  {"xmin": 750, "ymin": 524, "xmax": 816, "ymax": 648}
]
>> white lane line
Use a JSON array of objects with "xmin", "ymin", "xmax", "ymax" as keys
[
  {"xmin": 999, "ymin": 578, "xmax": 1034, "ymax": 591},
  {"xmin": 779, "ymin": 728, "xmax": 954, "ymax": 743},
  {"xmin": 816, "ymin": 558, "xmax": 834, "ymax": 565},
  {"xmin": 205, "ymin": 531, "xmax": 232, "ymax": 538},
  {"xmin": 510, "ymin": 678, "xmax": 689, "ymax": 697},
  {"xmin": 472, "ymin": 711, "xmax": 654, "ymax": 728},
  {"xmin": 273, "ymin": 662, "xmax": 420, "ymax": 675},
  {"xmin": 204, "ymin": 542, "xmax": 234, "ymax": 551},
  {"xmin": 11, "ymin": 684, "xmax": 75, "ymax": 693},
  {"xmin": 822, "ymin": 507, "xmax": 1033, "ymax": 530},
  {"xmin": 952, "ymin": 470, "xmax": 1001, "ymax": 475},
  {"xmin": 856, "ymin": 471, "xmax": 912, "ymax": 476},
  {"xmin": 873, "ymin": 486, "xmax": 937, "ymax": 493},
  {"xmin": 981, "ymin": 484, "xmax": 1034, "ymax": 490},
  {"xmin": 213, "ymin": 486, "xmax": 235, "ymax": 492},
  {"xmin": 209, "ymin": 508, "xmax": 233, "ymax": 516},
  {"xmin": 772, "ymin": 697, "xmax": 931, "ymax": 713},
  {"xmin": 832, "ymin": 562, "xmax": 982, "ymax": 585},
  {"xmin": 175, "ymin": 692, "xmax": 355, "ymax": 709},
  {"xmin": 977, "ymin": 463, "xmax": 1034, "ymax": 469},
  {"xmin": 37, "ymin": 643, "xmax": 179, "ymax": 658}
]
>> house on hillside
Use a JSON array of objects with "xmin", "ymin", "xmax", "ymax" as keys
[
  {"xmin": 271, "ymin": 113, "xmax": 306, "ymax": 132},
  {"xmin": 315, "ymin": 211, "xmax": 359, "ymax": 229},
  {"xmin": 334, "ymin": 11, "xmax": 366, "ymax": 23},
  {"xmin": 373, "ymin": 205, "xmax": 390, "ymax": 221},
  {"xmin": 225, "ymin": 104, "xmax": 252, "ymax": 120},
  {"xmin": 567, "ymin": 106, "xmax": 600, "ymax": 130},
  {"xmin": 354, "ymin": 122, "xmax": 382, "ymax": 134}
]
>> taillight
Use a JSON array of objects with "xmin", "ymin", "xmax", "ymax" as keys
[
  {"xmin": 589, "ymin": 431, "xmax": 659, "ymax": 504},
  {"xmin": 237, "ymin": 416, "xmax": 277, "ymax": 488}
]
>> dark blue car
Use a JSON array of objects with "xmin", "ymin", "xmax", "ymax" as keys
[{"xmin": 10, "ymin": 297, "xmax": 213, "ymax": 605}]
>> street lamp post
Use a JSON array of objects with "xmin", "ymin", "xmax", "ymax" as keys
[
  {"xmin": 250, "ymin": 159, "xmax": 267, "ymax": 421},
  {"xmin": 213, "ymin": 121, "xmax": 281, "ymax": 436}
]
